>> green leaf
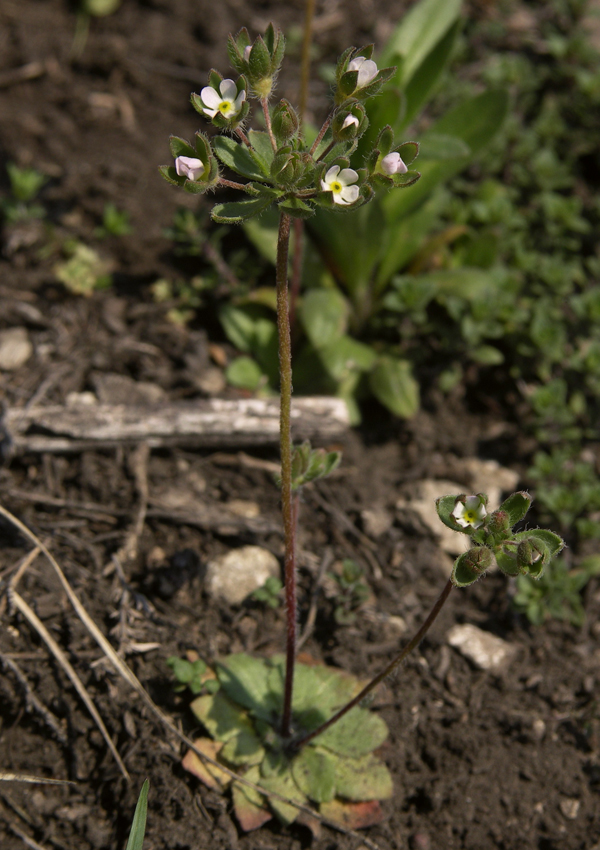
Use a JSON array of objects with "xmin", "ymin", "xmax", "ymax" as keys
[
  {"xmin": 211, "ymin": 196, "xmax": 273, "ymax": 224},
  {"xmin": 379, "ymin": 0, "xmax": 462, "ymax": 86},
  {"xmin": 335, "ymin": 753, "xmax": 393, "ymax": 801},
  {"xmin": 513, "ymin": 529, "xmax": 565, "ymax": 560},
  {"xmin": 418, "ymin": 132, "xmax": 471, "ymax": 160},
  {"xmin": 169, "ymin": 136, "xmax": 196, "ymax": 158},
  {"xmin": 451, "ymin": 551, "xmax": 482, "ymax": 587},
  {"xmin": 213, "ymin": 136, "xmax": 268, "ymax": 181},
  {"xmin": 125, "ymin": 780, "xmax": 149, "ymax": 850},
  {"xmin": 248, "ymin": 130, "xmax": 275, "ymax": 171},
  {"xmin": 369, "ymin": 356, "xmax": 419, "ymax": 418},
  {"xmin": 226, "ymin": 356, "xmax": 265, "ymax": 390},
  {"xmin": 259, "ymin": 765, "xmax": 307, "ymax": 825},
  {"xmin": 220, "ymin": 726, "xmax": 265, "ymax": 766},
  {"xmin": 313, "ymin": 706, "xmax": 388, "ymax": 758},
  {"xmin": 278, "ymin": 197, "xmax": 315, "ymax": 219},
  {"xmin": 190, "ymin": 690, "xmax": 255, "ymax": 742},
  {"xmin": 383, "ymin": 89, "xmax": 509, "ymax": 221},
  {"xmin": 317, "ymin": 336, "xmax": 378, "ymax": 380},
  {"xmin": 299, "ymin": 289, "xmax": 349, "ymax": 349},
  {"xmin": 292, "ymin": 747, "xmax": 337, "ymax": 803},
  {"xmin": 498, "ymin": 492, "xmax": 533, "ymax": 527},
  {"xmin": 216, "ymin": 654, "xmax": 281, "ymax": 721},
  {"xmin": 435, "ymin": 494, "xmax": 464, "ymax": 531},
  {"xmin": 470, "ymin": 345, "xmax": 504, "ymax": 365},
  {"xmin": 400, "ymin": 20, "xmax": 460, "ymax": 130},
  {"xmin": 232, "ymin": 766, "xmax": 272, "ymax": 832}
]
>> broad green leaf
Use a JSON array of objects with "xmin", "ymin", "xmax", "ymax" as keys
[
  {"xmin": 125, "ymin": 779, "xmax": 149, "ymax": 850},
  {"xmin": 418, "ymin": 132, "xmax": 471, "ymax": 160},
  {"xmin": 292, "ymin": 747, "xmax": 337, "ymax": 803},
  {"xmin": 451, "ymin": 551, "xmax": 482, "ymax": 587},
  {"xmin": 335, "ymin": 753, "xmax": 393, "ymax": 801},
  {"xmin": 369, "ymin": 356, "xmax": 419, "ymax": 418},
  {"xmin": 219, "ymin": 304, "xmax": 257, "ymax": 352},
  {"xmin": 169, "ymin": 136, "xmax": 196, "ymax": 158},
  {"xmin": 495, "ymin": 549, "xmax": 519, "ymax": 577},
  {"xmin": 213, "ymin": 136, "xmax": 268, "ymax": 181},
  {"xmin": 211, "ymin": 196, "xmax": 273, "ymax": 224},
  {"xmin": 383, "ymin": 90, "xmax": 509, "ymax": 221},
  {"xmin": 513, "ymin": 529, "xmax": 565, "ymax": 559},
  {"xmin": 243, "ymin": 208, "xmax": 279, "ymax": 264},
  {"xmin": 226, "ymin": 356, "xmax": 265, "ymax": 390},
  {"xmin": 400, "ymin": 21, "xmax": 460, "ymax": 130},
  {"xmin": 498, "ymin": 492, "xmax": 533, "ymax": 526},
  {"xmin": 318, "ymin": 336, "xmax": 378, "ymax": 381},
  {"xmin": 308, "ymin": 201, "xmax": 386, "ymax": 298},
  {"xmin": 248, "ymin": 130, "xmax": 275, "ymax": 171},
  {"xmin": 313, "ymin": 706, "xmax": 388, "ymax": 758},
  {"xmin": 220, "ymin": 726, "xmax": 265, "ymax": 766},
  {"xmin": 190, "ymin": 690, "xmax": 254, "ymax": 742},
  {"xmin": 216, "ymin": 654, "xmax": 281, "ymax": 721},
  {"xmin": 259, "ymin": 765, "xmax": 306, "ymax": 825},
  {"xmin": 435, "ymin": 494, "xmax": 464, "ymax": 531},
  {"xmin": 299, "ymin": 289, "xmax": 349, "ymax": 349},
  {"xmin": 470, "ymin": 345, "xmax": 504, "ymax": 365},
  {"xmin": 232, "ymin": 766, "xmax": 272, "ymax": 832},
  {"xmin": 379, "ymin": 0, "xmax": 462, "ymax": 86}
]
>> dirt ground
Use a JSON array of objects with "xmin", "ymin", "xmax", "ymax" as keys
[{"xmin": 1, "ymin": 2, "xmax": 600, "ymax": 850}]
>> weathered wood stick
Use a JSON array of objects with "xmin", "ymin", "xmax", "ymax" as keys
[{"xmin": 4, "ymin": 397, "xmax": 350, "ymax": 454}]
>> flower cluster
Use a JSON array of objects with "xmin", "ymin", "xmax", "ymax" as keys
[{"xmin": 160, "ymin": 24, "xmax": 420, "ymax": 219}]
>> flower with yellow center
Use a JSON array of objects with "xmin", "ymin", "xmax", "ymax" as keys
[
  {"xmin": 452, "ymin": 495, "xmax": 487, "ymax": 529},
  {"xmin": 321, "ymin": 164, "xmax": 360, "ymax": 206},
  {"xmin": 200, "ymin": 79, "xmax": 246, "ymax": 120}
]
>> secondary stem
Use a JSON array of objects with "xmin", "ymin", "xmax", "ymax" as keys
[
  {"xmin": 261, "ymin": 97, "xmax": 277, "ymax": 151},
  {"xmin": 292, "ymin": 576, "xmax": 454, "ymax": 749},
  {"xmin": 276, "ymin": 211, "xmax": 296, "ymax": 738}
]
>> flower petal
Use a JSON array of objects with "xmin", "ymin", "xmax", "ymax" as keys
[
  {"xmin": 220, "ymin": 79, "xmax": 238, "ymax": 100},
  {"xmin": 338, "ymin": 168, "xmax": 358, "ymax": 186},
  {"xmin": 201, "ymin": 86, "xmax": 221, "ymax": 109},
  {"xmin": 340, "ymin": 185, "xmax": 360, "ymax": 204},
  {"xmin": 324, "ymin": 165, "xmax": 340, "ymax": 183}
]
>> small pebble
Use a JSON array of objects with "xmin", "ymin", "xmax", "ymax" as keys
[
  {"xmin": 447, "ymin": 623, "xmax": 516, "ymax": 671},
  {"xmin": 0, "ymin": 327, "xmax": 32, "ymax": 370},
  {"xmin": 206, "ymin": 545, "xmax": 279, "ymax": 605},
  {"xmin": 559, "ymin": 797, "xmax": 580, "ymax": 820}
]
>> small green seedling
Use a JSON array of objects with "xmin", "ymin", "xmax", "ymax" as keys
[
  {"xmin": 94, "ymin": 202, "xmax": 132, "ymax": 238},
  {"xmin": 330, "ymin": 559, "xmax": 370, "ymax": 624},
  {"xmin": 54, "ymin": 241, "xmax": 112, "ymax": 296},
  {"xmin": 1, "ymin": 162, "xmax": 47, "ymax": 224},
  {"xmin": 167, "ymin": 655, "xmax": 219, "ymax": 695},
  {"xmin": 514, "ymin": 555, "xmax": 600, "ymax": 627},
  {"xmin": 252, "ymin": 576, "xmax": 283, "ymax": 608}
]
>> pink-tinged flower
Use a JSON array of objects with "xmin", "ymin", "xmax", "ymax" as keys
[
  {"xmin": 199, "ymin": 79, "xmax": 246, "ymax": 119},
  {"xmin": 342, "ymin": 114, "xmax": 359, "ymax": 130},
  {"xmin": 452, "ymin": 495, "xmax": 487, "ymax": 529},
  {"xmin": 243, "ymin": 45, "xmax": 252, "ymax": 62},
  {"xmin": 175, "ymin": 156, "xmax": 205, "ymax": 181},
  {"xmin": 348, "ymin": 56, "xmax": 378, "ymax": 87},
  {"xmin": 321, "ymin": 164, "xmax": 360, "ymax": 206},
  {"xmin": 381, "ymin": 152, "xmax": 408, "ymax": 175}
]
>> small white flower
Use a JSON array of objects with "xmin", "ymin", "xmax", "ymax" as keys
[
  {"xmin": 243, "ymin": 45, "xmax": 252, "ymax": 62},
  {"xmin": 342, "ymin": 114, "xmax": 359, "ymax": 130},
  {"xmin": 452, "ymin": 496, "xmax": 487, "ymax": 529},
  {"xmin": 175, "ymin": 156, "xmax": 205, "ymax": 181},
  {"xmin": 321, "ymin": 164, "xmax": 360, "ymax": 206},
  {"xmin": 381, "ymin": 152, "xmax": 408, "ymax": 176},
  {"xmin": 348, "ymin": 56, "xmax": 378, "ymax": 88},
  {"xmin": 200, "ymin": 79, "xmax": 246, "ymax": 119}
]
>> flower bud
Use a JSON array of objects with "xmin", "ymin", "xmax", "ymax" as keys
[
  {"xmin": 331, "ymin": 104, "xmax": 368, "ymax": 142},
  {"xmin": 272, "ymin": 99, "xmax": 299, "ymax": 143},
  {"xmin": 380, "ymin": 152, "xmax": 408, "ymax": 175}
]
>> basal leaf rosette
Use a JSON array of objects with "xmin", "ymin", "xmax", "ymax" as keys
[{"xmin": 181, "ymin": 653, "xmax": 392, "ymax": 831}]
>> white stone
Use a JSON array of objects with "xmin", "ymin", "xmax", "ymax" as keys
[
  {"xmin": 396, "ymin": 478, "xmax": 467, "ymax": 555},
  {"xmin": 206, "ymin": 546, "xmax": 280, "ymax": 605},
  {"xmin": 361, "ymin": 507, "xmax": 393, "ymax": 538},
  {"xmin": 461, "ymin": 458, "xmax": 519, "ymax": 511},
  {"xmin": 0, "ymin": 327, "xmax": 33, "ymax": 371},
  {"xmin": 559, "ymin": 798, "xmax": 580, "ymax": 820},
  {"xmin": 447, "ymin": 623, "xmax": 516, "ymax": 671}
]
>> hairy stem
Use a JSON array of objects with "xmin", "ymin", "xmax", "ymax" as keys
[
  {"xmin": 261, "ymin": 97, "xmax": 277, "ymax": 151},
  {"xmin": 276, "ymin": 212, "xmax": 296, "ymax": 738},
  {"xmin": 218, "ymin": 178, "xmax": 249, "ymax": 191},
  {"xmin": 292, "ymin": 577, "xmax": 454, "ymax": 750},
  {"xmin": 309, "ymin": 115, "xmax": 332, "ymax": 156}
]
